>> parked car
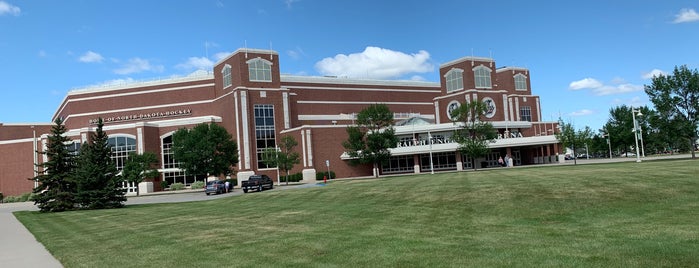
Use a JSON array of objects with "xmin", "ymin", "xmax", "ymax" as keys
[
  {"xmin": 205, "ymin": 180, "xmax": 227, "ymax": 195},
  {"xmin": 241, "ymin": 175, "xmax": 274, "ymax": 193}
]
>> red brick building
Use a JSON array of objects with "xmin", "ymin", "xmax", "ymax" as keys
[{"xmin": 0, "ymin": 48, "xmax": 561, "ymax": 197}]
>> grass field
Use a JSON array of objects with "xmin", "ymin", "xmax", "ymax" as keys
[{"xmin": 15, "ymin": 159, "xmax": 699, "ymax": 267}]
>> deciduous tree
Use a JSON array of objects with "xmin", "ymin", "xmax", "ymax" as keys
[
  {"xmin": 172, "ymin": 123, "xmax": 239, "ymax": 178},
  {"xmin": 450, "ymin": 100, "xmax": 497, "ymax": 170},
  {"xmin": 261, "ymin": 135, "xmax": 301, "ymax": 185},
  {"xmin": 645, "ymin": 65, "xmax": 699, "ymax": 158},
  {"xmin": 120, "ymin": 152, "xmax": 160, "ymax": 196},
  {"xmin": 342, "ymin": 104, "xmax": 398, "ymax": 177}
]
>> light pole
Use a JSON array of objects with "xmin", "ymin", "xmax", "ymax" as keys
[
  {"xmin": 603, "ymin": 133, "xmax": 612, "ymax": 159},
  {"xmin": 639, "ymin": 125, "xmax": 645, "ymax": 158},
  {"xmin": 428, "ymin": 131, "xmax": 434, "ymax": 174},
  {"xmin": 631, "ymin": 107, "xmax": 642, "ymax": 163},
  {"xmin": 32, "ymin": 125, "xmax": 38, "ymax": 188}
]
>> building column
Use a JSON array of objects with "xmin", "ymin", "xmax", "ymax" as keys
[
  {"xmin": 456, "ymin": 151, "xmax": 463, "ymax": 171},
  {"xmin": 413, "ymin": 155, "xmax": 421, "ymax": 174}
]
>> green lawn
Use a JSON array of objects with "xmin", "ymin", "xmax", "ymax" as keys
[{"xmin": 15, "ymin": 159, "xmax": 699, "ymax": 267}]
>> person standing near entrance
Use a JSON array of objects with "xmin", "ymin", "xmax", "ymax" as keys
[{"xmin": 504, "ymin": 154, "xmax": 510, "ymax": 167}]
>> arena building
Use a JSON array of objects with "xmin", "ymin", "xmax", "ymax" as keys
[{"xmin": 0, "ymin": 48, "xmax": 562, "ymax": 197}]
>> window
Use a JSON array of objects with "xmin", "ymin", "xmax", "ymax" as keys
[
  {"xmin": 445, "ymin": 68, "xmax": 464, "ymax": 93},
  {"xmin": 382, "ymin": 155, "xmax": 415, "ymax": 174},
  {"xmin": 163, "ymin": 171, "xmax": 198, "ymax": 187},
  {"xmin": 162, "ymin": 135, "xmax": 179, "ymax": 169},
  {"xmin": 420, "ymin": 152, "xmax": 457, "ymax": 171},
  {"xmin": 247, "ymin": 58, "xmax": 272, "ymax": 82},
  {"xmin": 514, "ymin": 73, "xmax": 527, "ymax": 91},
  {"xmin": 254, "ymin": 104, "xmax": 276, "ymax": 168},
  {"xmin": 66, "ymin": 142, "xmax": 81, "ymax": 156},
  {"xmin": 520, "ymin": 106, "xmax": 532, "ymax": 122},
  {"xmin": 473, "ymin": 66, "xmax": 492, "ymax": 89},
  {"xmin": 108, "ymin": 136, "xmax": 136, "ymax": 171},
  {"xmin": 222, "ymin": 64, "xmax": 232, "ymax": 88}
]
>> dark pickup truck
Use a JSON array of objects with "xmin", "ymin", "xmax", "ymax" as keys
[{"xmin": 241, "ymin": 175, "xmax": 274, "ymax": 193}]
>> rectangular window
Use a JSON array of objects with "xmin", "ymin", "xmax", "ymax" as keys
[
  {"xmin": 222, "ymin": 65, "xmax": 232, "ymax": 88},
  {"xmin": 254, "ymin": 104, "xmax": 276, "ymax": 168},
  {"xmin": 109, "ymin": 136, "xmax": 136, "ymax": 171},
  {"xmin": 520, "ymin": 106, "xmax": 532, "ymax": 122},
  {"xmin": 382, "ymin": 155, "xmax": 415, "ymax": 174},
  {"xmin": 420, "ymin": 152, "xmax": 457, "ymax": 171}
]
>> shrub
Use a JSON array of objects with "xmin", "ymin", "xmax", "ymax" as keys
[
  {"xmin": 20, "ymin": 192, "xmax": 33, "ymax": 202},
  {"xmin": 280, "ymin": 173, "xmax": 303, "ymax": 183},
  {"xmin": 1, "ymin": 192, "xmax": 35, "ymax": 203},
  {"xmin": 0, "ymin": 192, "xmax": 3, "ymax": 203},
  {"xmin": 160, "ymin": 180, "xmax": 170, "ymax": 190},
  {"xmin": 170, "ymin": 183, "xmax": 185, "ymax": 191},
  {"xmin": 316, "ymin": 171, "xmax": 336, "ymax": 181},
  {"xmin": 190, "ymin": 181, "xmax": 205, "ymax": 189},
  {"xmin": 224, "ymin": 179, "xmax": 237, "ymax": 186}
]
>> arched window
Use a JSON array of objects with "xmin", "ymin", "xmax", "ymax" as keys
[
  {"xmin": 222, "ymin": 64, "xmax": 232, "ymax": 88},
  {"xmin": 108, "ymin": 135, "xmax": 136, "ymax": 171},
  {"xmin": 514, "ymin": 73, "xmax": 527, "ymax": 91},
  {"xmin": 247, "ymin": 58, "xmax": 272, "ymax": 82},
  {"xmin": 445, "ymin": 68, "xmax": 464, "ymax": 93},
  {"xmin": 473, "ymin": 65, "xmax": 492, "ymax": 89}
]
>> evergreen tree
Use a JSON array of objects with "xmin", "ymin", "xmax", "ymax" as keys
[
  {"xmin": 450, "ymin": 100, "xmax": 497, "ymax": 170},
  {"xmin": 31, "ymin": 118, "xmax": 77, "ymax": 212},
  {"xmin": 342, "ymin": 104, "xmax": 398, "ymax": 177},
  {"xmin": 74, "ymin": 118, "xmax": 125, "ymax": 209}
]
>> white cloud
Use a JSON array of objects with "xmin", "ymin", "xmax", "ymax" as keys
[
  {"xmin": 287, "ymin": 47, "xmax": 306, "ymax": 60},
  {"xmin": 0, "ymin": 1, "xmax": 20, "ymax": 16},
  {"xmin": 175, "ymin": 56, "xmax": 214, "ymax": 71},
  {"xmin": 569, "ymin": 77, "xmax": 643, "ymax": 96},
  {"xmin": 612, "ymin": 96, "xmax": 645, "ymax": 107},
  {"xmin": 594, "ymin": 84, "xmax": 644, "ymax": 96},
  {"xmin": 38, "ymin": 50, "xmax": 47, "ymax": 57},
  {"xmin": 568, "ymin": 109, "xmax": 594, "ymax": 116},
  {"xmin": 569, "ymin": 78, "xmax": 603, "ymax": 90},
  {"xmin": 673, "ymin": 8, "xmax": 699, "ymax": 23},
  {"xmin": 410, "ymin": 75, "xmax": 426, "ymax": 81},
  {"xmin": 213, "ymin": 52, "xmax": 230, "ymax": 61},
  {"xmin": 285, "ymin": 0, "xmax": 300, "ymax": 9},
  {"xmin": 114, "ymin": 58, "xmax": 164, "ymax": 75},
  {"xmin": 88, "ymin": 78, "xmax": 137, "ymax": 88},
  {"xmin": 641, "ymin": 69, "xmax": 667, "ymax": 79},
  {"xmin": 315, "ymin": 47, "xmax": 434, "ymax": 80},
  {"xmin": 78, "ymin": 51, "xmax": 104, "ymax": 63}
]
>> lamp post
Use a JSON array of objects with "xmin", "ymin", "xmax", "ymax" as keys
[
  {"xmin": 631, "ymin": 107, "xmax": 642, "ymax": 163},
  {"xmin": 603, "ymin": 133, "xmax": 612, "ymax": 159},
  {"xmin": 32, "ymin": 125, "xmax": 38, "ymax": 188},
  {"xmin": 638, "ymin": 125, "xmax": 645, "ymax": 158},
  {"xmin": 428, "ymin": 131, "xmax": 434, "ymax": 174}
]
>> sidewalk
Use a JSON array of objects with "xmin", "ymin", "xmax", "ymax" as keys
[{"xmin": 0, "ymin": 202, "xmax": 63, "ymax": 267}]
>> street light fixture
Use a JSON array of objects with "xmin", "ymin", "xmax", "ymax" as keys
[
  {"xmin": 603, "ymin": 133, "xmax": 612, "ymax": 159},
  {"xmin": 631, "ymin": 107, "xmax": 643, "ymax": 163}
]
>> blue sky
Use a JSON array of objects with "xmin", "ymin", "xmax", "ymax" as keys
[{"xmin": 1, "ymin": 0, "xmax": 698, "ymax": 132}]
